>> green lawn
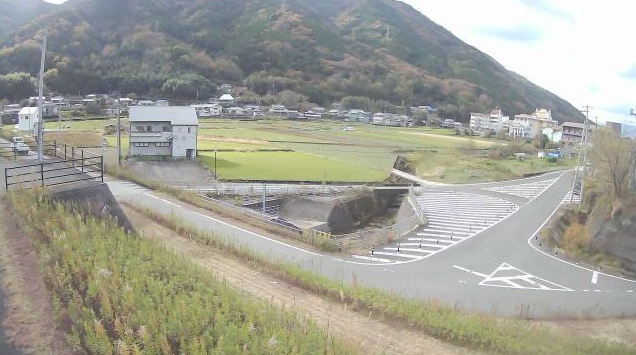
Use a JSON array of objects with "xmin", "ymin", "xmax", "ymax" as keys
[
  {"xmin": 199, "ymin": 150, "xmax": 387, "ymax": 182},
  {"xmin": 47, "ymin": 117, "xmax": 572, "ymax": 183}
]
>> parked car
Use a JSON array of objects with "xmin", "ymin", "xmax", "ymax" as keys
[{"xmin": 13, "ymin": 142, "xmax": 29, "ymax": 155}]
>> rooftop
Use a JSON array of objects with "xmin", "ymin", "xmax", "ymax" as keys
[{"xmin": 129, "ymin": 106, "xmax": 198, "ymax": 125}]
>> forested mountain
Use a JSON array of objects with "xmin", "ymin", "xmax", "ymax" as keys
[
  {"xmin": 0, "ymin": 0, "xmax": 56, "ymax": 41},
  {"xmin": 0, "ymin": 0, "xmax": 584, "ymax": 122}
]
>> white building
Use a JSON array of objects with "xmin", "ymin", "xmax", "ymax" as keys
[
  {"xmin": 18, "ymin": 107, "xmax": 39, "ymax": 132},
  {"xmin": 269, "ymin": 104, "xmax": 288, "ymax": 116},
  {"xmin": 469, "ymin": 109, "xmax": 509, "ymax": 134},
  {"xmin": 191, "ymin": 104, "xmax": 221, "ymax": 117},
  {"xmin": 137, "ymin": 100, "xmax": 156, "ymax": 106},
  {"xmin": 511, "ymin": 108, "xmax": 559, "ymax": 139},
  {"xmin": 128, "ymin": 106, "xmax": 198, "ymax": 158},
  {"xmin": 219, "ymin": 94, "xmax": 235, "ymax": 107},
  {"xmin": 508, "ymin": 121, "xmax": 530, "ymax": 139},
  {"xmin": 541, "ymin": 127, "xmax": 562, "ymax": 143}
]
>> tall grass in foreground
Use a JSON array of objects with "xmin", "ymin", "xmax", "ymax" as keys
[
  {"xmin": 127, "ymin": 203, "xmax": 636, "ymax": 355},
  {"xmin": 9, "ymin": 193, "xmax": 358, "ymax": 355}
]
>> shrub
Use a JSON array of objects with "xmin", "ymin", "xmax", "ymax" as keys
[
  {"xmin": 547, "ymin": 157, "xmax": 558, "ymax": 163},
  {"xmin": 562, "ymin": 222, "xmax": 590, "ymax": 258}
]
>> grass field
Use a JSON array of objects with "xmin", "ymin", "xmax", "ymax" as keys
[{"xmin": 3, "ymin": 117, "xmax": 575, "ymax": 183}]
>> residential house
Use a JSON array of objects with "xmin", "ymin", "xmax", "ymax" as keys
[
  {"xmin": 243, "ymin": 105, "xmax": 262, "ymax": 116},
  {"xmin": 50, "ymin": 96, "xmax": 70, "ymax": 107},
  {"xmin": 269, "ymin": 104, "xmax": 288, "ymax": 116},
  {"xmin": 508, "ymin": 121, "xmax": 530, "ymax": 139},
  {"xmin": 18, "ymin": 107, "xmax": 40, "ymax": 132},
  {"xmin": 155, "ymin": 99, "xmax": 169, "ymax": 107},
  {"xmin": 541, "ymin": 127, "xmax": 562, "ymax": 143},
  {"xmin": 227, "ymin": 107, "xmax": 246, "ymax": 116},
  {"xmin": 42, "ymin": 102, "xmax": 59, "ymax": 118},
  {"xmin": 219, "ymin": 94, "xmax": 235, "ymax": 107},
  {"xmin": 372, "ymin": 113, "xmax": 409, "ymax": 127},
  {"xmin": 512, "ymin": 108, "xmax": 558, "ymax": 139},
  {"xmin": 560, "ymin": 122, "xmax": 585, "ymax": 144},
  {"xmin": 1, "ymin": 104, "xmax": 21, "ymax": 124},
  {"xmin": 305, "ymin": 107, "xmax": 326, "ymax": 118},
  {"xmin": 191, "ymin": 104, "xmax": 221, "ymax": 117},
  {"xmin": 220, "ymin": 83, "xmax": 233, "ymax": 93},
  {"xmin": 469, "ymin": 109, "xmax": 509, "ymax": 134},
  {"xmin": 345, "ymin": 109, "xmax": 370, "ymax": 123},
  {"xmin": 137, "ymin": 100, "xmax": 156, "ymax": 106},
  {"xmin": 128, "ymin": 106, "xmax": 198, "ymax": 158}
]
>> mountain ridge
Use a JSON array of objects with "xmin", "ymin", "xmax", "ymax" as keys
[{"xmin": 0, "ymin": 0, "xmax": 584, "ymax": 122}]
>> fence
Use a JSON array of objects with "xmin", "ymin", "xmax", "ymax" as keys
[{"xmin": 4, "ymin": 142, "xmax": 104, "ymax": 191}]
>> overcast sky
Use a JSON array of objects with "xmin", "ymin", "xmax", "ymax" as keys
[
  {"xmin": 43, "ymin": 0, "xmax": 635, "ymax": 124},
  {"xmin": 404, "ymin": 0, "xmax": 636, "ymax": 124}
]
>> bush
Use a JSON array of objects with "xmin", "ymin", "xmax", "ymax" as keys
[
  {"xmin": 547, "ymin": 157, "xmax": 558, "ymax": 163},
  {"xmin": 562, "ymin": 222, "xmax": 590, "ymax": 258}
]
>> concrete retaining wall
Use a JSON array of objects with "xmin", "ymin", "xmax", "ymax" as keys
[
  {"xmin": 590, "ymin": 207, "xmax": 636, "ymax": 274},
  {"xmin": 51, "ymin": 183, "xmax": 134, "ymax": 232}
]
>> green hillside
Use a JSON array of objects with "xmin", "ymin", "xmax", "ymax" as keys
[
  {"xmin": 0, "ymin": 0, "xmax": 56, "ymax": 41},
  {"xmin": 0, "ymin": 0, "xmax": 584, "ymax": 122}
]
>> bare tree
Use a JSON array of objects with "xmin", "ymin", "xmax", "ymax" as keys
[{"xmin": 589, "ymin": 130, "xmax": 636, "ymax": 200}]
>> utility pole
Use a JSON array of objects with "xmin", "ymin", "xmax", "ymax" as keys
[
  {"xmin": 36, "ymin": 30, "xmax": 47, "ymax": 163},
  {"xmin": 117, "ymin": 94, "xmax": 121, "ymax": 167},
  {"xmin": 578, "ymin": 105, "xmax": 592, "ymax": 208}
]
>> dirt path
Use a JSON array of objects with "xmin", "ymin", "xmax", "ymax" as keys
[
  {"xmin": 122, "ymin": 205, "xmax": 484, "ymax": 355},
  {"xmin": 0, "ymin": 199, "xmax": 76, "ymax": 355}
]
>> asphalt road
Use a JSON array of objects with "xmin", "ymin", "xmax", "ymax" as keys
[{"xmin": 104, "ymin": 172, "xmax": 634, "ymax": 318}]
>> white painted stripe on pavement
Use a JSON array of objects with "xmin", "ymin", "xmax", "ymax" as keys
[
  {"xmin": 352, "ymin": 255, "xmax": 392, "ymax": 263},
  {"xmin": 591, "ymin": 271, "xmax": 599, "ymax": 284},
  {"xmin": 371, "ymin": 251, "xmax": 422, "ymax": 259},
  {"xmin": 144, "ymin": 193, "xmax": 182, "ymax": 208},
  {"xmin": 191, "ymin": 211, "xmax": 323, "ymax": 257}
]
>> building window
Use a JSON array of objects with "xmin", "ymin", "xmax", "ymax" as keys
[
  {"xmin": 133, "ymin": 142, "xmax": 150, "ymax": 147},
  {"xmin": 155, "ymin": 142, "xmax": 170, "ymax": 147},
  {"xmin": 136, "ymin": 125, "xmax": 144, "ymax": 132},
  {"xmin": 146, "ymin": 125, "xmax": 152, "ymax": 132},
  {"xmin": 163, "ymin": 125, "xmax": 171, "ymax": 132},
  {"xmin": 187, "ymin": 127, "xmax": 191, "ymax": 133}
]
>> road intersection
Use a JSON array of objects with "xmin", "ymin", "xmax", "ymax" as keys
[{"xmin": 103, "ymin": 170, "xmax": 635, "ymax": 318}]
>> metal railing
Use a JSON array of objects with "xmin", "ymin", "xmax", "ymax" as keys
[{"xmin": 4, "ymin": 142, "xmax": 104, "ymax": 191}]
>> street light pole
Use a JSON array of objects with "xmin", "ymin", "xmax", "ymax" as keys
[
  {"xmin": 117, "ymin": 95, "xmax": 121, "ymax": 167},
  {"xmin": 36, "ymin": 30, "xmax": 47, "ymax": 163}
]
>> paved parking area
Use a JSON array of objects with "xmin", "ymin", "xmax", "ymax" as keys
[{"xmin": 483, "ymin": 178, "xmax": 557, "ymax": 201}]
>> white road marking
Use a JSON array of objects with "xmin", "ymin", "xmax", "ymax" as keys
[
  {"xmin": 352, "ymin": 255, "xmax": 392, "ymax": 263},
  {"xmin": 452, "ymin": 265, "xmax": 489, "ymax": 278},
  {"xmin": 144, "ymin": 193, "xmax": 182, "ymax": 208},
  {"xmin": 370, "ymin": 251, "xmax": 421, "ymax": 259},
  {"xmin": 591, "ymin": 271, "xmax": 599, "ymax": 284},
  {"xmin": 191, "ymin": 211, "xmax": 323, "ymax": 257},
  {"xmin": 478, "ymin": 263, "xmax": 574, "ymax": 291}
]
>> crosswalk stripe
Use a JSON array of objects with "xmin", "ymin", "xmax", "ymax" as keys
[
  {"xmin": 371, "ymin": 251, "xmax": 422, "ymax": 259},
  {"xmin": 384, "ymin": 247, "xmax": 435, "ymax": 254},
  {"xmin": 352, "ymin": 255, "xmax": 392, "ymax": 263}
]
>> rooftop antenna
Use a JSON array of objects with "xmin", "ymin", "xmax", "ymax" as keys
[{"xmin": 36, "ymin": 30, "xmax": 47, "ymax": 163}]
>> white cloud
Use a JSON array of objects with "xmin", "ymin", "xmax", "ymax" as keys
[{"xmin": 403, "ymin": 0, "xmax": 636, "ymax": 123}]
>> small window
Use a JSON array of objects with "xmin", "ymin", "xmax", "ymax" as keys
[
  {"xmin": 136, "ymin": 125, "xmax": 144, "ymax": 132},
  {"xmin": 155, "ymin": 142, "xmax": 170, "ymax": 147},
  {"xmin": 146, "ymin": 125, "xmax": 152, "ymax": 132},
  {"xmin": 133, "ymin": 142, "xmax": 150, "ymax": 147},
  {"xmin": 163, "ymin": 125, "xmax": 171, "ymax": 132},
  {"xmin": 187, "ymin": 127, "xmax": 191, "ymax": 133}
]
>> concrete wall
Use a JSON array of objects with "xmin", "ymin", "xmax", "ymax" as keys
[
  {"xmin": 590, "ymin": 207, "xmax": 636, "ymax": 274},
  {"xmin": 327, "ymin": 189, "xmax": 400, "ymax": 234},
  {"xmin": 51, "ymin": 183, "xmax": 134, "ymax": 232}
]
